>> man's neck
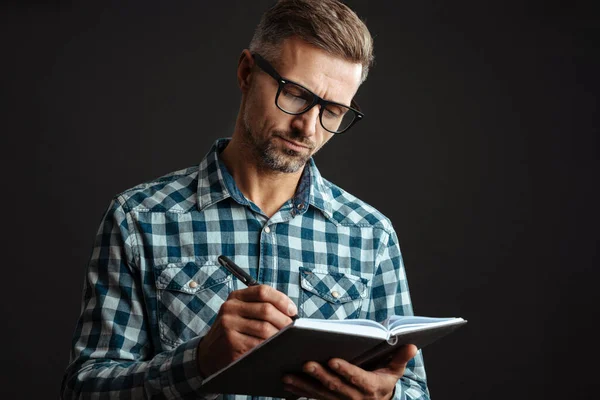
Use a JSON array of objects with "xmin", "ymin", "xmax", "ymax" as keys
[{"xmin": 220, "ymin": 138, "xmax": 303, "ymax": 218}]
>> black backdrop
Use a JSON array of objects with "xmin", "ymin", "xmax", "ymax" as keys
[{"xmin": 1, "ymin": 1, "xmax": 598, "ymax": 399}]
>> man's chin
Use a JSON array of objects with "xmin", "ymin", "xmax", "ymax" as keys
[{"xmin": 262, "ymin": 151, "xmax": 308, "ymax": 174}]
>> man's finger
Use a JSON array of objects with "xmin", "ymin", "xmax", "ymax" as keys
[
  {"xmin": 385, "ymin": 344, "xmax": 418, "ymax": 373},
  {"xmin": 302, "ymin": 361, "xmax": 364, "ymax": 399},
  {"xmin": 326, "ymin": 358, "xmax": 379, "ymax": 393},
  {"xmin": 219, "ymin": 298, "xmax": 293, "ymax": 330},
  {"xmin": 283, "ymin": 371, "xmax": 341, "ymax": 400},
  {"xmin": 228, "ymin": 284, "xmax": 298, "ymax": 317},
  {"xmin": 236, "ymin": 306, "xmax": 290, "ymax": 334}
]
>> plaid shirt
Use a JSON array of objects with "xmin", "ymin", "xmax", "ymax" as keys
[{"xmin": 62, "ymin": 138, "xmax": 430, "ymax": 399}]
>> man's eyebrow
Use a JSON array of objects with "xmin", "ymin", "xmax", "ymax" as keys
[{"xmin": 287, "ymin": 77, "xmax": 353, "ymax": 107}]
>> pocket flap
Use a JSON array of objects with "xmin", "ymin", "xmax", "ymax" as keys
[
  {"xmin": 299, "ymin": 267, "xmax": 368, "ymax": 304},
  {"xmin": 154, "ymin": 261, "xmax": 231, "ymax": 294}
]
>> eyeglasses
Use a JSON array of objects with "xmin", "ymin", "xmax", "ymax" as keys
[{"xmin": 252, "ymin": 53, "xmax": 364, "ymax": 134}]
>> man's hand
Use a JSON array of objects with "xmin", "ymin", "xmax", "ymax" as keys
[
  {"xmin": 196, "ymin": 285, "xmax": 298, "ymax": 377},
  {"xmin": 282, "ymin": 344, "xmax": 418, "ymax": 400}
]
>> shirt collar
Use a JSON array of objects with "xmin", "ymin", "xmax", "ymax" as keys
[
  {"xmin": 196, "ymin": 138, "xmax": 333, "ymax": 219},
  {"xmin": 305, "ymin": 158, "xmax": 334, "ymax": 219}
]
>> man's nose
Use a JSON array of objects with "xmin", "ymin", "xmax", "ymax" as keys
[{"xmin": 290, "ymin": 106, "xmax": 320, "ymax": 137}]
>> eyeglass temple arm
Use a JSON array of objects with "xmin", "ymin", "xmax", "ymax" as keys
[{"xmin": 251, "ymin": 53, "xmax": 283, "ymax": 81}]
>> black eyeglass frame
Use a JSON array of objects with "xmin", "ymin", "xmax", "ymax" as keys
[{"xmin": 251, "ymin": 53, "xmax": 364, "ymax": 134}]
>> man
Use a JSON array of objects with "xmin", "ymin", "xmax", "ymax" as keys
[{"xmin": 61, "ymin": 0, "xmax": 430, "ymax": 399}]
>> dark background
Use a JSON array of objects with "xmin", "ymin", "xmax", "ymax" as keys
[{"xmin": 1, "ymin": 1, "xmax": 598, "ymax": 399}]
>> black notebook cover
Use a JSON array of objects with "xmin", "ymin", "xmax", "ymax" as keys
[{"xmin": 200, "ymin": 317, "xmax": 467, "ymax": 397}]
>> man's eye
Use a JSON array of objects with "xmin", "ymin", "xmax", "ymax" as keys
[
  {"xmin": 324, "ymin": 106, "xmax": 345, "ymax": 119},
  {"xmin": 282, "ymin": 87, "xmax": 307, "ymax": 100},
  {"xmin": 283, "ymin": 92, "xmax": 307, "ymax": 106},
  {"xmin": 282, "ymin": 90, "xmax": 302, "ymax": 99}
]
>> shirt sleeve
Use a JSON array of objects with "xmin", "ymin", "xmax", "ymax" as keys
[
  {"xmin": 61, "ymin": 198, "xmax": 212, "ymax": 399},
  {"xmin": 367, "ymin": 228, "xmax": 431, "ymax": 400}
]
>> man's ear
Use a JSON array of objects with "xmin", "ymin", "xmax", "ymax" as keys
[{"xmin": 237, "ymin": 49, "xmax": 254, "ymax": 92}]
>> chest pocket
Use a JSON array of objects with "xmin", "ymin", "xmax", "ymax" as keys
[
  {"xmin": 299, "ymin": 267, "xmax": 369, "ymax": 320},
  {"xmin": 154, "ymin": 261, "xmax": 232, "ymax": 348}
]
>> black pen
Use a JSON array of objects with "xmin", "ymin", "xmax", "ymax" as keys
[
  {"xmin": 217, "ymin": 255, "xmax": 258, "ymax": 286},
  {"xmin": 217, "ymin": 255, "xmax": 298, "ymax": 320}
]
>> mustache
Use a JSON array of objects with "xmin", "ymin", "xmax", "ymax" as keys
[{"xmin": 273, "ymin": 131, "xmax": 315, "ymax": 149}]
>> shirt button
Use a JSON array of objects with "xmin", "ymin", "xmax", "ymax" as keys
[
  {"xmin": 264, "ymin": 226, "xmax": 271, "ymax": 233},
  {"xmin": 297, "ymin": 203, "xmax": 305, "ymax": 210},
  {"xmin": 331, "ymin": 290, "xmax": 340, "ymax": 299},
  {"xmin": 189, "ymin": 280, "xmax": 198, "ymax": 289}
]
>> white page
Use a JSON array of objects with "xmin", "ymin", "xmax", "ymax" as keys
[
  {"xmin": 294, "ymin": 318, "xmax": 388, "ymax": 339},
  {"xmin": 387, "ymin": 316, "xmax": 465, "ymax": 335}
]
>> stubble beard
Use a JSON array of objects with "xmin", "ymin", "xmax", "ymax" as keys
[{"xmin": 242, "ymin": 108, "xmax": 313, "ymax": 174}]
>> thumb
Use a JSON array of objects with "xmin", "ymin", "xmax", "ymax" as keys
[{"xmin": 384, "ymin": 344, "xmax": 418, "ymax": 375}]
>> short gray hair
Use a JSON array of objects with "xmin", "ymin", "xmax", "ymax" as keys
[{"xmin": 249, "ymin": 0, "xmax": 374, "ymax": 83}]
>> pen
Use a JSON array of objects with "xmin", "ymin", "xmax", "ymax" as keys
[
  {"xmin": 217, "ymin": 255, "xmax": 258, "ymax": 286},
  {"xmin": 217, "ymin": 255, "xmax": 298, "ymax": 320}
]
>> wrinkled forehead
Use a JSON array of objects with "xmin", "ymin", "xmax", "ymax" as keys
[{"xmin": 272, "ymin": 37, "xmax": 363, "ymax": 103}]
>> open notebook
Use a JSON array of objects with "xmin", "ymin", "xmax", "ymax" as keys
[{"xmin": 200, "ymin": 315, "xmax": 467, "ymax": 397}]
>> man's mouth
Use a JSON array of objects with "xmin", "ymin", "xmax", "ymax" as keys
[{"xmin": 276, "ymin": 135, "xmax": 313, "ymax": 152}]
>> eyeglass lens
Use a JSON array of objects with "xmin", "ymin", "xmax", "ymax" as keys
[{"xmin": 277, "ymin": 82, "xmax": 355, "ymax": 133}]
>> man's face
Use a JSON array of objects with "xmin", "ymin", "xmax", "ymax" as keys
[{"xmin": 241, "ymin": 37, "xmax": 363, "ymax": 173}]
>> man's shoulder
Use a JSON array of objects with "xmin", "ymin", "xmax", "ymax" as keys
[
  {"xmin": 113, "ymin": 165, "xmax": 200, "ymax": 213},
  {"xmin": 320, "ymin": 177, "xmax": 394, "ymax": 234}
]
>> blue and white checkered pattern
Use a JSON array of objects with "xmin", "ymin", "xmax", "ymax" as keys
[{"xmin": 61, "ymin": 138, "xmax": 430, "ymax": 399}]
